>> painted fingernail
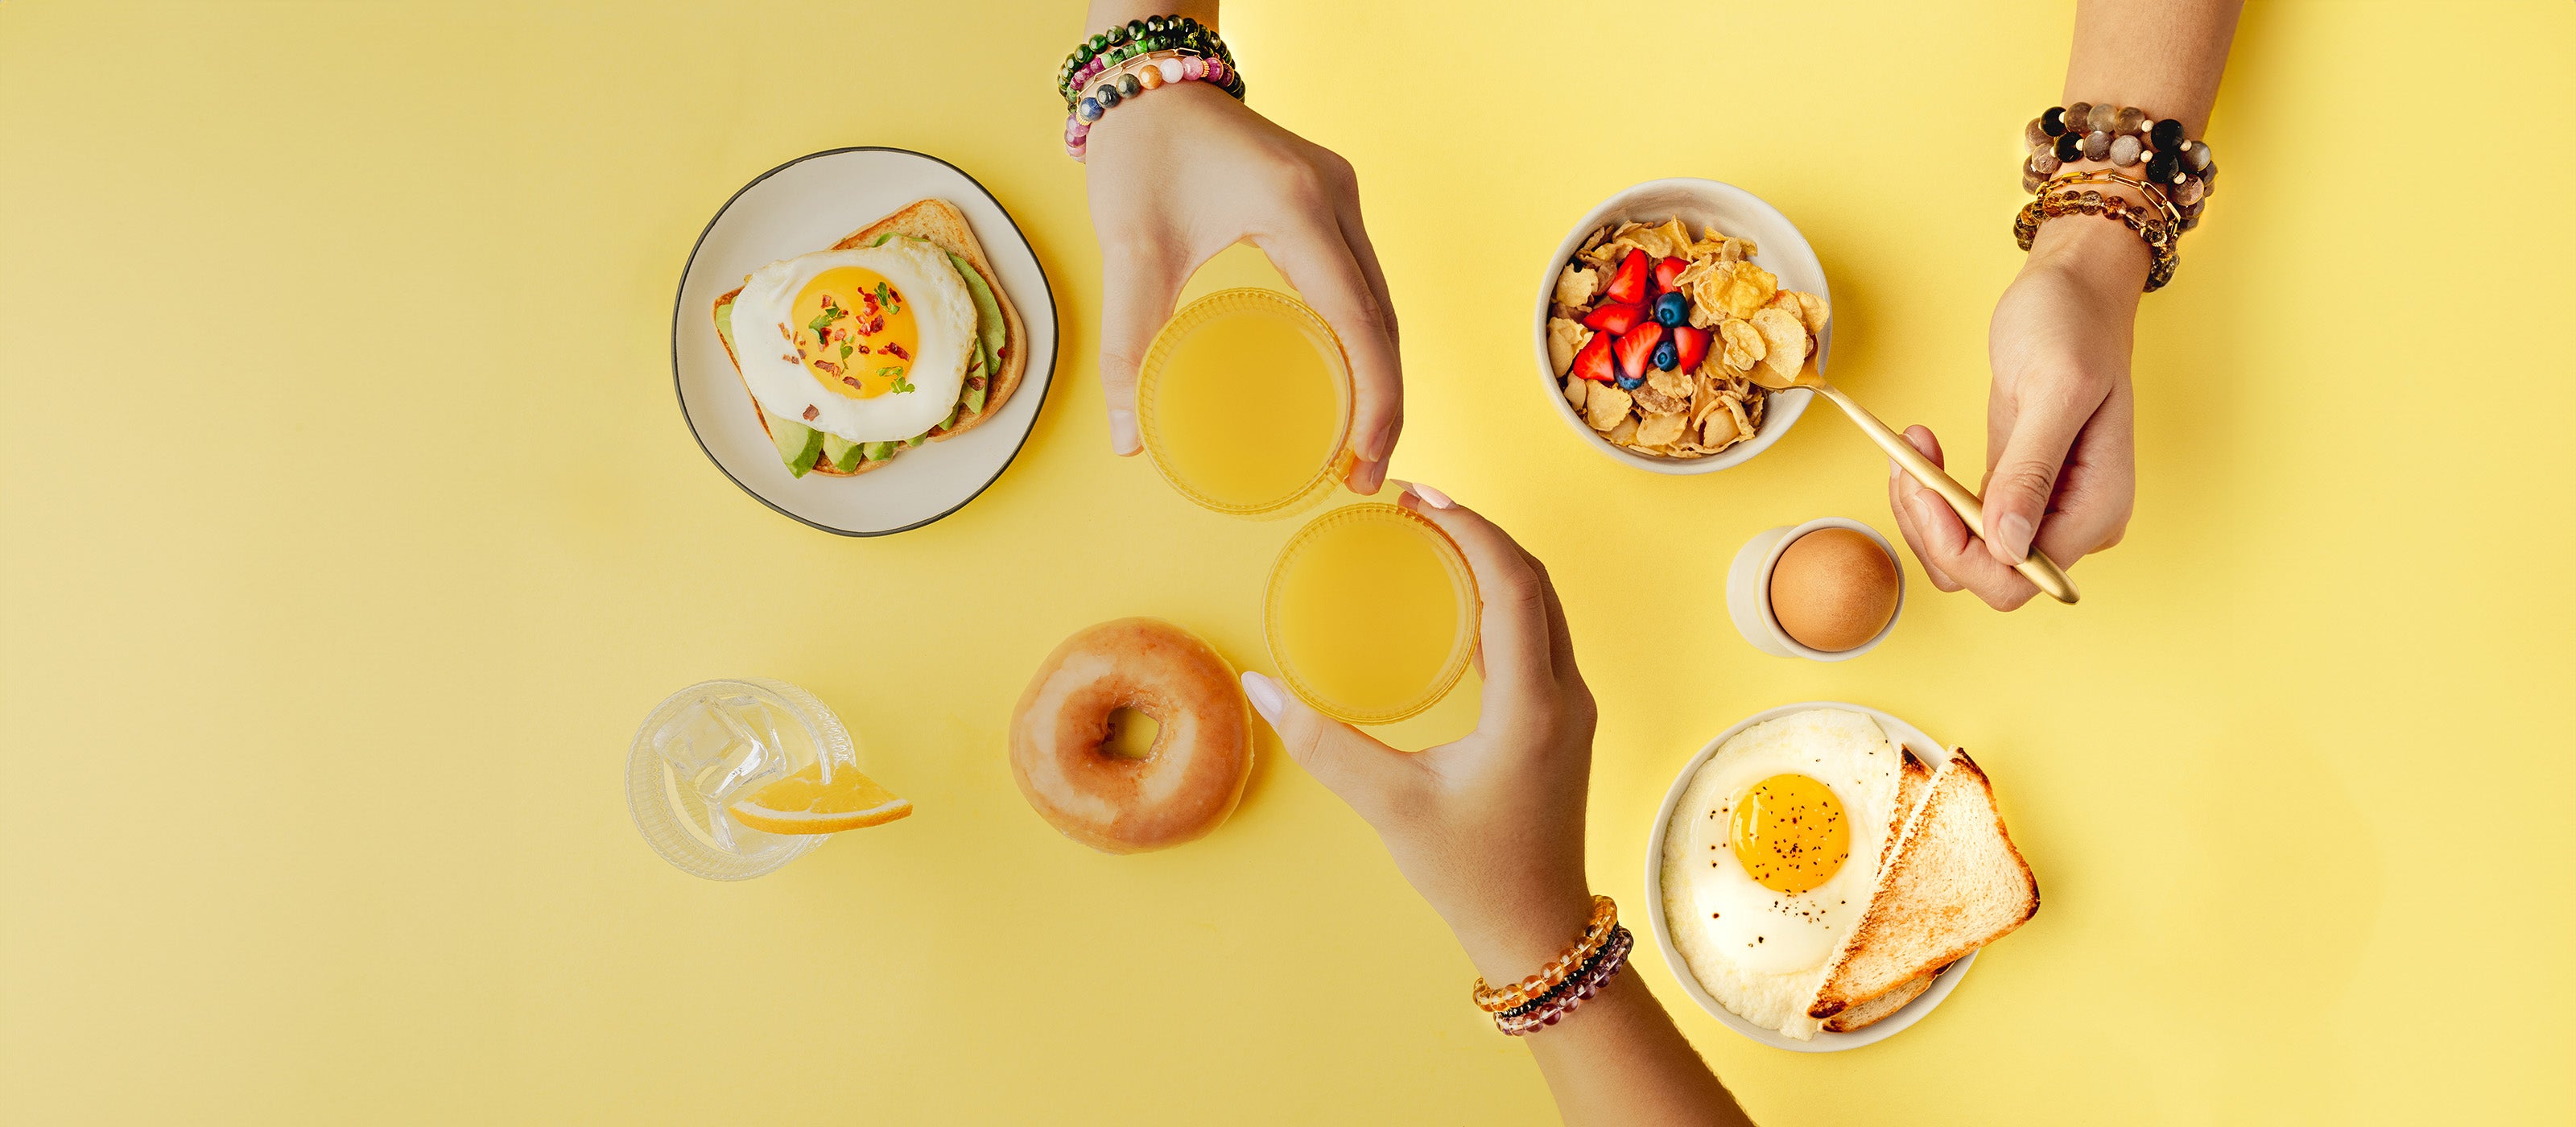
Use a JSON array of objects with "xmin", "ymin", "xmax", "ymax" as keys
[
  {"xmin": 1406, "ymin": 481, "xmax": 1454, "ymax": 509},
  {"xmin": 1996, "ymin": 513, "xmax": 2035, "ymax": 563},
  {"xmin": 1241, "ymin": 671, "xmax": 1285, "ymax": 723},
  {"xmin": 1359, "ymin": 421, "xmax": 1393, "ymax": 462},
  {"xmin": 1108, "ymin": 408, "xmax": 1139, "ymax": 455}
]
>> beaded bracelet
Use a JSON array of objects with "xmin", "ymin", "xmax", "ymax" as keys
[
  {"xmin": 2015, "ymin": 171, "xmax": 2180, "ymax": 292},
  {"xmin": 1495, "ymin": 927, "xmax": 1633, "ymax": 1037},
  {"xmin": 1061, "ymin": 48, "xmax": 1240, "ymax": 162},
  {"xmin": 1471, "ymin": 894, "xmax": 1617, "ymax": 1013},
  {"xmin": 1057, "ymin": 15, "xmax": 1241, "ymax": 106},
  {"xmin": 2020, "ymin": 101, "xmax": 2218, "ymax": 230}
]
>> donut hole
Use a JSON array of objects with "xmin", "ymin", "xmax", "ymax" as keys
[{"xmin": 1101, "ymin": 706, "xmax": 1162, "ymax": 761}]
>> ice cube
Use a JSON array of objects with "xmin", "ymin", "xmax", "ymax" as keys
[
  {"xmin": 696, "ymin": 695, "xmax": 787, "ymax": 805},
  {"xmin": 652, "ymin": 697, "xmax": 742, "ymax": 775}
]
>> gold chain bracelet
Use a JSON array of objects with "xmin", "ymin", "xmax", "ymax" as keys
[
  {"xmin": 1472, "ymin": 895, "xmax": 1617, "ymax": 1013},
  {"xmin": 2015, "ymin": 171, "xmax": 2180, "ymax": 293}
]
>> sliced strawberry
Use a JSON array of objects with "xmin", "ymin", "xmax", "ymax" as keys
[
  {"xmin": 1653, "ymin": 256, "xmax": 1689, "ymax": 295},
  {"xmin": 1670, "ymin": 324, "xmax": 1711, "ymax": 374},
  {"xmin": 1612, "ymin": 323, "xmax": 1666, "ymax": 384},
  {"xmin": 1579, "ymin": 301, "xmax": 1647, "ymax": 336},
  {"xmin": 1604, "ymin": 249, "xmax": 1650, "ymax": 305},
  {"xmin": 1570, "ymin": 331, "xmax": 1616, "ymax": 383}
]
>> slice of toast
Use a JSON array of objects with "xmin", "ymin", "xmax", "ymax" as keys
[
  {"xmin": 1806, "ymin": 749, "xmax": 2039, "ymax": 1020},
  {"xmin": 1821, "ymin": 967, "xmax": 1937, "ymax": 1033},
  {"xmin": 712, "ymin": 198, "xmax": 1026, "ymax": 477}
]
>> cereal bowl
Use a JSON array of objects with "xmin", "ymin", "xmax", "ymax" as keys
[{"xmin": 1532, "ymin": 179, "xmax": 1830, "ymax": 474}]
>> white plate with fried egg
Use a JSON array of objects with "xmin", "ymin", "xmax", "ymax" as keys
[
  {"xmin": 672, "ymin": 148, "xmax": 1057, "ymax": 535},
  {"xmin": 1643, "ymin": 702, "xmax": 1975, "ymax": 1052}
]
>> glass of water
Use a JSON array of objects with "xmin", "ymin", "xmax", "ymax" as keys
[{"xmin": 625, "ymin": 678, "xmax": 855, "ymax": 881}]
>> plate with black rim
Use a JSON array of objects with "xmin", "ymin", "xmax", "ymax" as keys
[{"xmin": 671, "ymin": 147, "xmax": 1058, "ymax": 536}]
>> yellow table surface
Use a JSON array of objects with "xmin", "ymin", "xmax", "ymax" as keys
[{"xmin": 6, "ymin": 2, "xmax": 2571, "ymax": 1123}]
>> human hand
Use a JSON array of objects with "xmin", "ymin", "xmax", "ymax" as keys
[
  {"xmin": 1240, "ymin": 484, "xmax": 1597, "ymax": 980},
  {"xmin": 1889, "ymin": 217, "xmax": 2140, "ymax": 609},
  {"xmin": 1084, "ymin": 80, "xmax": 1402, "ymax": 493}
]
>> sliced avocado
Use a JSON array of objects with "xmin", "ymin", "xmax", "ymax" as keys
[
  {"xmin": 714, "ymin": 299, "xmax": 736, "ymax": 352},
  {"xmin": 961, "ymin": 348, "xmax": 989, "ymax": 415},
  {"xmin": 904, "ymin": 433, "xmax": 927, "ymax": 448},
  {"xmin": 863, "ymin": 440, "xmax": 898, "ymax": 462},
  {"xmin": 945, "ymin": 250, "xmax": 1007, "ymax": 360},
  {"xmin": 821, "ymin": 433, "xmax": 867, "ymax": 472},
  {"xmin": 766, "ymin": 412, "xmax": 824, "ymax": 477},
  {"xmin": 870, "ymin": 233, "xmax": 896, "ymax": 247}
]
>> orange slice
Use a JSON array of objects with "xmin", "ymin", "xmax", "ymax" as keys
[{"xmin": 725, "ymin": 762, "xmax": 912, "ymax": 835}]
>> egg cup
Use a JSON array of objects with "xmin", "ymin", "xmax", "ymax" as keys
[{"xmin": 1725, "ymin": 518, "xmax": 1905, "ymax": 662}]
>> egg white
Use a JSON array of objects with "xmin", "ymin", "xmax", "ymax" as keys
[
  {"xmin": 1661, "ymin": 708, "xmax": 1901, "ymax": 1038},
  {"xmin": 733, "ymin": 239, "xmax": 976, "ymax": 443}
]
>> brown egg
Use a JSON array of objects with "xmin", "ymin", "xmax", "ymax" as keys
[{"xmin": 1767, "ymin": 527, "xmax": 1900, "ymax": 652}]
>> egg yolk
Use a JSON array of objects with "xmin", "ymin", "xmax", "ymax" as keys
[
  {"xmin": 1728, "ymin": 773, "xmax": 1850, "ymax": 894},
  {"xmin": 783, "ymin": 266, "xmax": 919, "ymax": 401}
]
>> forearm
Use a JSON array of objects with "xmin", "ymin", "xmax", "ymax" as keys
[
  {"xmin": 1085, "ymin": 0, "xmax": 1219, "ymax": 35},
  {"xmin": 2033, "ymin": 0, "xmax": 2243, "ymax": 282},
  {"xmin": 1522, "ymin": 974, "xmax": 1751, "ymax": 1127}
]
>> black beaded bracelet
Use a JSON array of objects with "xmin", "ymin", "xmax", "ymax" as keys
[
  {"xmin": 2021, "ymin": 101, "xmax": 2217, "ymax": 231},
  {"xmin": 1057, "ymin": 15, "xmax": 1240, "ymax": 106}
]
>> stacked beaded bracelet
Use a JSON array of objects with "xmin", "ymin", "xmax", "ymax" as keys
[
  {"xmin": 1494, "ymin": 927, "xmax": 1633, "ymax": 1037},
  {"xmin": 1058, "ymin": 16, "xmax": 1242, "ymax": 161},
  {"xmin": 2017, "ymin": 171, "xmax": 2180, "ymax": 291},
  {"xmin": 1472, "ymin": 895, "xmax": 1618, "ymax": 1013},
  {"xmin": 2020, "ymin": 101, "xmax": 2219, "ymax": 229}
]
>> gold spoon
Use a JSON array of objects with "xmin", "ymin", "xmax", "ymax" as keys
[{"xmin": 1749, "ymin": 358, "xmax": 2080, "ymax": 605}]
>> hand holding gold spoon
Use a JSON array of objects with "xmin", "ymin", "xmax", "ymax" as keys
[{"xmin": 1750, "ymin": 359, "xmax": 2080, "ymax": 605}]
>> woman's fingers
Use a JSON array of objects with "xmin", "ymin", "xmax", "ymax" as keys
[
  {"xmin": 1094, "ymin": 242, "xmax": 1189, "ymax": 456},
  {"xmin": 1890, "ymin": 426, "xmax": 2039, "ymax": 610},
  {"xmin": 2029, "ymin": 381, "xmax": 2136, "ymax": 565},
  {"xmin": 1242, "ymin": 671, "xmax": 1411, "ymax": 821},
  {"xmin": 1394, "ymin": 484, "xmax": 1556, "ymax": 715},
  {"xmin": 1978, "ymin": 372, "xmax": 2096, "ymax": 567},
  {"xmin": 1257, "ymin": 214, "xmax": 1402, "ymax": 495}
]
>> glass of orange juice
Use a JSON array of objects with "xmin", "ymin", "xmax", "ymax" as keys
[
  {"xmin": 1136, "ymin": 288, "xmax": 1356, "ymax": 519},
  {"xmin": 1265, "ymin": 502, "xmax": 1480, "ymax": 724}
]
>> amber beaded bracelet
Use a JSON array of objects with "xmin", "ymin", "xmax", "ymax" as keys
[
  {"xmin": 2015, "ymin": 171, "xmax": 2180, "ymax": 292},
  {"xmin": 1471, "ymin": 894, "xmax": 1617, "ymax": 1013},
  {"xmin": 1495, "ymin": 927, "xmax": 1633, "ymax": 1037}
]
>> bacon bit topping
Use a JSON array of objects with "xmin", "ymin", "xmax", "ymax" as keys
[
  {"xmin": 819, "ymin": 294, "xmax": 838, "ymax": 309},
  {"xmin": 779, "ymin": 353, "xmax": 797, "ymax": 363},
  {"xmin": 967, "ymin": 375, "xmax": 986, "ymax": 389},
  {"xmin": 776, "ymin": 322, "xmax": 791, "ymax": 340},
  {"xmin": 884, "ymin": 343, "xmax": 910, "ymax": 361},
  {"xmin": 801, "ymin": 405, "xmax": 819, "ymax": 422},
  {"xmin": 813, "ymin": 359, "xmax": 843, "ymax": 376},
  {"xmin": 859, "ymin": 290, "xmax": 879, "ymax": 315},
  {"xmin": 841, "ymin": 376, "xmax": 861, "ymax": 388},
  {"xmin": 863, "ymin": 315, "xmax": 885, "ymax": 336}
]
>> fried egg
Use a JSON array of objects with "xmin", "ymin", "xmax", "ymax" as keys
[
  {"xmin": 733, "ymin": 238, "xmax": 976, "ymax": 442},
  {"xmin": 1660, "ymin": 708, "xmax": 1901, "ymax": 1038}
]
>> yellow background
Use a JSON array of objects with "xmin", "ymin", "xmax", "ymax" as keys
[{"xmin": 4, "ymin": 2, "xmax": 2570, "ymax": 1122}]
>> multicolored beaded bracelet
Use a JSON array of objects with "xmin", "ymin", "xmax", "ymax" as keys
[
  {"xmin": 1471, "ymin": 894, "xmax": 1618, "ymax": 1013},
  {"xmin": 1060, "ymin": 48, "xmax": 1241, "ymax": 162},
  {"xmin": 1495, "ymin": 927, "xmax": 1633, "ymax": 1037},
  {"xmin": 2015, "ymin": 171, "xmax": 2181, "ymax": 292},
  {"xmin": 1057, "ymin": 15, "xmax": 1240, "ymax": 106},
  {"xmin": 2020, "ymin": 101, "xmax": 2218, "ymax": 230}
]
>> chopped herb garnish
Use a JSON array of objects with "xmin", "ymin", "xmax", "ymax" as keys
[
  {"xmin": 840, "ymin": 343, "xmax": 852, "ymax": 360},
  {"xmin": 879, "ymin": 365, "xmax": 913, "ymax": 394},
  {"xmin": 874, "ymin": 282, "xmax": 901, "ymax": 314}
]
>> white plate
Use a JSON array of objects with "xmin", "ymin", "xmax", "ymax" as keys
[
  {"xmin": 1641, "ymin": 700, "xmax": 1975, "ymax": 1052},
  {"xmin": 672, "ymin": 148, "xmax": 1059, "ymax": 535},
  {"xmin": 1531, "ymin": 178, "xmax": 1829, "ymax": 474}
]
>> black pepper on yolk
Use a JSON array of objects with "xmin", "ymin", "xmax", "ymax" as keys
[
  {"xmin": 1728, "ymin": 773, "xmax": 1850, "ymax": 895},
  {"xmin": 784, "ymin": 266, "xmax": 918, "ymax": 401}
]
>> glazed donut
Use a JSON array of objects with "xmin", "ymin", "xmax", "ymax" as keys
[{"xmin": 1009, "ymin": 617, "xmax": 1252, "ymax": 853}]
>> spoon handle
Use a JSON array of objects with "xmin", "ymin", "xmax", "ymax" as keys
[{"xmin": 1807, "ymin": 381, "xmax": 2080, "ymax": 605}]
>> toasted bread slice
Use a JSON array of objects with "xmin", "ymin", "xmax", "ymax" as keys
[
  {"xmin": 1821, "ymin": 967, "xmax": 1937, "ymax": 1033},
  {"xmin": 712, "ymin": 198, "xmax": 1025, "ymax": 477},
  {"xmin": 1806, "ymin": 749, "xmax": 2038, "ymax": 1020}
]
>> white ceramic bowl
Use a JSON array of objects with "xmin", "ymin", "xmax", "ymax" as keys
[
  {"xmin": 1641, "ymin": 701, "xmax": 1975, "ymax": 1052},
  {"xmin": 1726, "ymin": 518, "xmax": 1906, "ymax": 662},
  {"xmin": 1531, "ymin": 179, "xmax": 1830, "ymax": 474}
]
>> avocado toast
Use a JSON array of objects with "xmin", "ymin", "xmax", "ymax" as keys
[{"xmin": 713, "ymin": 199, "xmax": 1027, "ymax": 477}]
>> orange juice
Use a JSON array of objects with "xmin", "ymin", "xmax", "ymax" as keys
[
  {"xmin": 1137, "ymin": 289, "xmax": 1350, "ymax": 517},
  {"xmin": 1265, "ymin": 504, "xmax": 1478, "ymax": 724}
]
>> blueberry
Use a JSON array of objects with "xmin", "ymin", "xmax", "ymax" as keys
[
  {"xmin": 1651, "ymin": 339, "xmax": 1679, "ymax": 370},
  {"xmin": 1653, "ymin": 291, "xmax": 1689, "ymax": 327},
  {"xmin": 1615, "ymin": 374, "xmax": 1644, "ymax": 390}
]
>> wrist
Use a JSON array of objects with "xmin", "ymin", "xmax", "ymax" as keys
[
  {"xmin": 2025, "ymin": 200, "xmax": 2151, "ymax": 299},
  {"xmin": 1447, "ymin": 881, "xmax": 1600, "ymax": 987}
]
